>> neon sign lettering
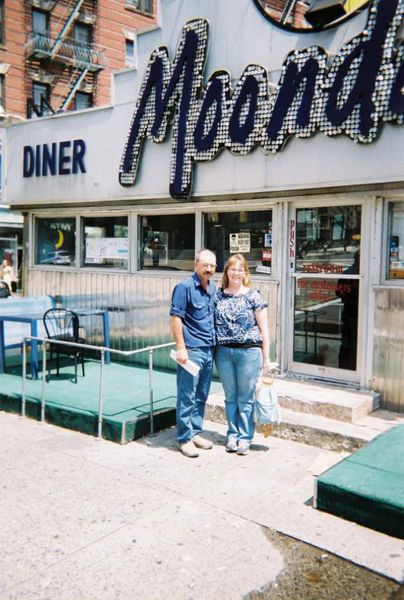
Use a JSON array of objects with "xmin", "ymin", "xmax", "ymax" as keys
[{"xmin": 119, "ymin": 0, "xmax": 403, "ymax": 200}]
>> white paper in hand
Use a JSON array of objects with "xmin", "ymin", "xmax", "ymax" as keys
[{"xmin": 170, "ymin": 349, "xmax": 200, "ymax": 376}]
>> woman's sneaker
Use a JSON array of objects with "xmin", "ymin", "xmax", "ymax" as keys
[
  {"xmin": 226, "ymin": 438, "xmax": 238, "ymax": 453},
  {"xmin": 237, "ymin": 441, "xmax": 250, "ymax": 456}
]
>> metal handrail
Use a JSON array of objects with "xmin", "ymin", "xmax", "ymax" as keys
[{"xmin": 21, "ymin": 336, "xmax": 175, "ymax": 440}]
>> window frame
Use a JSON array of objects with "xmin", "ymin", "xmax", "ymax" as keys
[
  {"xmin": 74, "ymin": 22, "xmax": 93, "ymax": 45},
  {"xmin": 30, "ymin": 204, "xmax": 280, "ymax": 278},
  {"xmin": 383, "ymin": 199, "xmax": 404, "ymax": 286},
  {"xmin": 137, "ymin": 211, "xmax": 196, "ymax": 272},
  {"xmin": 33, "ymin": 215, "xmax": 78, "ymax": 269},
  {"xmin": 124, "ymin": 0, "xmax": 153, "ymax": 17},
  {"xmin": 73, "ymin": 91, "xmax": 93, "ymax": 111},
  {"xmin": 32, "ymin": 81, "xmax": 50, "ymax": 104},
  {"xmin": 81, "ymin": 214, "xmax": 130, "ymax": 270},
  {"xmin": 32, "ymin": 81, "xmax": 52, "ymax": 115},
  {"xmin": 125, "ymin": 38, "xmax": 136, "ymax": 68},
  {"xmin": 202, "ymin": 207, "xmax": 275, "ymax": 275},
  {"xmin": 32, "ymin": 8, "xmax": 49, "ymax": 34},
  {"xmin": 0, "ymin": 74, "xmax": 4, "ymax": 110}
]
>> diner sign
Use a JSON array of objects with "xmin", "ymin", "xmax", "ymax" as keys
[{"xmin": 119, "ymin": 0, "xmax": 403, "ymax": 199}]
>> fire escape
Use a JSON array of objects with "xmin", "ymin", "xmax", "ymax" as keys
[{"xmin": 24, "ymin": 0, "xmax": 107, "ymax": 118}]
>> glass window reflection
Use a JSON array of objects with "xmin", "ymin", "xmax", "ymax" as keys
[
  {"xmin": 139, "ymin": 214, "xmax": 195, "ymax": 271},
  {"xmin": 294, "ymin": 275, "xmax": 359, "ymax": 371},
  {"xmin": 387, "ymin": 202, "xmax": 404, "ymax": 280},
  {"xmin": 204, "ymin": 211, "xmax": 272, "ymax": 273},
  {"xmin": 35, "ymin": 217, "xmax": 75, "ymax": 266},
  {"xmin": 295, "ymin": 206, "xmax": 361, "ymax": 274}
]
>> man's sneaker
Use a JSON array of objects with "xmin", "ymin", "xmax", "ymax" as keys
[
  {"xmin": 237, "ymin": 441, "xmax": 250, "ymax": 456},
  {"xmin": 226, "ymin": 438, "xmax": 238, "ymax": 453},
  {"xmin": 192, "ymin": 435, "xmax": 213, "ymax": 450},
  {"xmin": 179, "ymin": 441, "xmax": 199, "ymax": 458}
]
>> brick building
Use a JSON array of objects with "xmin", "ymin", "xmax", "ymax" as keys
[
  {"xmin": 0, "ymin": 0, "xmax": 157, "ymax": 291},
  {"xmin": 0, "ymin": 0, "xmax": 157, "ymax": 120}
]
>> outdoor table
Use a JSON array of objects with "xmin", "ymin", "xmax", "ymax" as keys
[{"xmin": 0, "ymin": 308, "xmax": 110, "ymax": 380}]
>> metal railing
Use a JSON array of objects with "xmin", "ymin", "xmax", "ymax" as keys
[
  {"xmin": 25, "ymin": 32, "xmax": 107, "ymax": 71},
  {"xmin": 21, "ymin": 337, "xmax": 175, "ymax": 440}
]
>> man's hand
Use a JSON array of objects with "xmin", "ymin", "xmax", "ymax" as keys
[{"xmin": 176, "ymin": 348, "xmax": 189, "ymax": 364}]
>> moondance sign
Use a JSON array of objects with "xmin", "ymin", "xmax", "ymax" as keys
[{"xmin": 119, "ymin": 0, "xmax": 404, "ymax": 199}]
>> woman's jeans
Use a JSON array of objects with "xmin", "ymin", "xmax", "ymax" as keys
[
  {"xmin": 216, "ymin": 346, "xmax": 262, "ymax": 443},
  {"xmin": 176, "ymin": 347, "xmax": 214, "ymax": 444}
]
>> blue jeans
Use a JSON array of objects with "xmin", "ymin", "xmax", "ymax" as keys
[
  {"xmin": 176, "ymin": 347, "xmax": 214, "ymax": 444},
  {"xmin": 216, "ymin": 346, "xmax": 262, "ymax": 443}
]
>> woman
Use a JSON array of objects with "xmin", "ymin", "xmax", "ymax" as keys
[
  {"xmin": 1, "ymin": 259, "xmax": 13, "ymax": 293},
  {"xmin": 215, "ymin": 254, "xmax": 270, "ymax": 455}
]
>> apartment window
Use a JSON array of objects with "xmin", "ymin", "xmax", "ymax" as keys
[
  {"xmin": 204, "ymin": 210, "xmax": 273, "ymax": 273},
  {"xmin": 139, "ymin": 214, "xmax": 195, "ymax": 270},
  {"xmin": 74, "ymin": 91, "xmax": 93, "ymax": 111},
  {"xmin": 0, "ymin": 0, "xmax": 4, "ymax": 45},
  {"xmin": 125, "ymin": 38, "xmax": 135, "ymax": 67},
  {"xmin": 0, "ymin": 75, "xmax": 4, "ymax": 109},
  {"xmin": 35, "ymin": 218, "xmax": 76, "ymax": 266},
  {"xmin": 387, "ymin": 202, "xmax": 404, "ymax": 280},
  {"xmin": 32, "ymin": 9, "xmax": 48, "ymax": 34},
  {"xmin": 32, "ymin": 81, "xmax": 51, "ymax": 114},
  {"xmin": 125, "ymin": 0, "xmax": 153, "ymax": 16},
  {"xmin": 74, "ymin": 22, "xmax": 92, "ymax": 45}
]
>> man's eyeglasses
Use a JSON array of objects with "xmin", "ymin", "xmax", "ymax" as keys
[
  {"xmin": 200, "ymin": 263, "xmax": 216, "ymax": 269},
  {"xmin": 228, "ymin": 268, "xmax": 245, "ymax": 274}
]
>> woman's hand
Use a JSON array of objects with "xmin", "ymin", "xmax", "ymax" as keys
[{"xmin": 262, "ymin": 357, "xmax": 271, "ymax": 372}]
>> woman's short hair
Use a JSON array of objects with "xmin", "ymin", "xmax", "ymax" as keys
[{"xmin": 221, "ymin": 254, "xmax": 251, "ymax": 289}]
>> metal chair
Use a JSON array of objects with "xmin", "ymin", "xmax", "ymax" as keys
[
  {"xmin": 43, "ymin": 308, "xmax": 85, "ymax": 384},
  {"xmin": 0, "ymin": 281, "xmax": 11, "ymax": 298}
]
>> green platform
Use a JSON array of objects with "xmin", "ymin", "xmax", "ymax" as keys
[
  {"xmin": 0, "ymin": 360, "xmax": 183, "ymax": 443},
  {"xmin": 316, "ymin": 425, "xmax": 404, "ymax": 539}
]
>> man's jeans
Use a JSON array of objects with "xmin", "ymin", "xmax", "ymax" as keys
[
  {"xmin": 215, "ymin": 346, "xmax": 262, "ymax": 442},
  {"xmin": 176, "ymin": 347, "xmax": 214, "ymax": 444}
]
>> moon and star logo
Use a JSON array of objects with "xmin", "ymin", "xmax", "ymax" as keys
[
  {"xmin": 55, "ymin": 229, "xmax": 64, "ymax": 249},
  {"xmin": 254, "ymin": 0, "xmax": 370, "ymax": 32}
]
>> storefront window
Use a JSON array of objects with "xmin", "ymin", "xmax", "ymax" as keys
[
  {"xmin": 140, "ymin": 214, "xmax": 195, "ymax": 270},
  {"xmin": 82, "ymin": 216, "xmax": 128, "ymax": 268},
  {"xmin": 35, "ymin": 217, "xmax": 76, "ymax": 266},
  {"xmin": 294, "ymin": 275, "xmax": 359, "ymax": 371},
  {"xmin": 295, "ymin": 206, "xmax": 361, "ymax": 274},
  {"xmin": 387, "ymin": 202, "xmax": 404, "ymax": 280},
  {"xmin": 204, "ymin": 211, "xmax": 272, "ymax": 273}
]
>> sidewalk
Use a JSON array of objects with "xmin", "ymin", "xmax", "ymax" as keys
[{"xmin": 0, "ymin": 411, "xmax": 403, "ymax": 600}]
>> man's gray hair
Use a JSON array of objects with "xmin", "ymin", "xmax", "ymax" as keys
[{"xmin": 195, "ymin": 249, "xmax": 216, "ymax": 262}]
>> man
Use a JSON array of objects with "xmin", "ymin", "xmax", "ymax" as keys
[{"xmin": 170, "ymin": 249, "xmax": 216, "ymax": 457}]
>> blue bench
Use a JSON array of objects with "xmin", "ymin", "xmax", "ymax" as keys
[{"xmin": 0, "ymin": 295, "xmax": 55, "ymax": 378}]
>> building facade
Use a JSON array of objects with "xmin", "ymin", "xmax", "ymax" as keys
[
  {"xmin": 0, "ymin": 0, "xmax": 157, "ymax": 291},
  {"xmin": 4, "ymin": 0, "xmax": 404, "ymax": 411},
  {"xmin": 0, "ymin": 0, "xmax": 157, "ymax": 119}
]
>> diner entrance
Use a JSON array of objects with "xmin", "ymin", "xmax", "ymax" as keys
[{"xmin": 287, "ymin": 202, "xmax": 364, "ymax": 382}]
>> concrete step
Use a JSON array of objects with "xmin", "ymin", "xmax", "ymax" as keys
[
  {"xmin": 206, "ymin": 386, "xmax": 404, "ymax": 453},
  {"xmin": 273, "ymin": 377, "xmax": 380, "ymax": 423}
]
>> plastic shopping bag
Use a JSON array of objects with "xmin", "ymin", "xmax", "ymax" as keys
[{"xmin": 254, "ymin": 373, "xmax": 281, "ymax": 436}]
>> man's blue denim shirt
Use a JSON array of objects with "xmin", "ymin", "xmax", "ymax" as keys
[{"xmin": 170, "ymin": 273, "xmax": 216, "ymax": 348}]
